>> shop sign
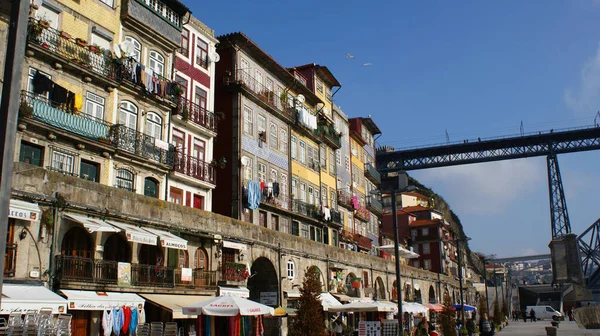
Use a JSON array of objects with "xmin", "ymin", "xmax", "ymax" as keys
[
  {"xmin": 9, "ymin": 207, "xmax": 38, "ymax": 221},
  {"xmin": 68, "ymin": 301, "xmax": 143, "ymax": 311},
  {"xmin": 181, "ymin": 268, "xmax": 192, "ymax": 282},
  {"xmin": 161, "ymin": 239, "xmax": 187, "ymax": 250},
  {"xmin": 260, "ymin": 292, "xmax": 277, "ymax": 306},
  {"xmin": 117, "ymin": 262, "xmax": 131, "ymax": 287}
]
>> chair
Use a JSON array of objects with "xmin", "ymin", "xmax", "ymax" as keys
[
  {"xmin": 163, "ymin": 323, "xmax": 177, "ymax": 336},
  {"xmin": 136, "ymin": 323, "xmax": 149, "ymax": 336}
]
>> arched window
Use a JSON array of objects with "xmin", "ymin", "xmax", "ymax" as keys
[
  {"xmin": 116, "ymin": 168, "xmax": 134, "ymax": 191},
  {"xmin": 124, "ymin": 36, "xmax": 141, "ymax": 62},
  {"xmin": 145, "ymin": 112, "xmax": 162, "ymax": 139},
  {"xmin": 119, "ymin": 101, "xmax": 138, "ymax": 130},
  {"xmin": 149, "ymin": 51, "xmax": 165, "ymax": 76},
  {"xmin": 143, "ymin": 177, "xmax": 158, "ymax": 198},
  {"xmin": 178, "ymin": 250, "xmax": 189, "ymax": 268},
  {"xmin": 195, "ymin": 248, "xmax": 208, "ymax": 270}
]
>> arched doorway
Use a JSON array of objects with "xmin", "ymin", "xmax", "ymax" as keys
[
  {"xmin": 375, "ymin": 277, "xmax": 386, "ymax": 300},
  {"xmin": 308, "ymin": 266, "xmax": 325, "ymax": 292},
  {"xmin": 138, "ymin": 244, "xmax": 165, "ymax": 285},
  {"xmin": 404, "ymin": 283, "xmax": 412, "ymax": 301},
  {"xmin": 248, "ymin": 257, "xmax": 278, "ymax": 336},
  {"xmin": 414, "ymin": 288, "xmax": 422, "ymax": 303},
  {"xmin": 345, "ymin": 273, "xmax": 360, "ymax": 297},
  {"xmin": 60, "ymin": 227, "xmax": 93, "ymax": 280},
  {"xmin": 194, "ymin": 248, "xmax": 209, "ymax": 287},
  {"xmin": 392, "ymin": 280, "xmax": 398, "ymax": 301},
  {"xmin": 104, "ymin": 234, "xmax": 131, "ymax": 262},
  {"xmin": 443, "ymin": 288, "xmax": 450, "ymax": 302},
  {"xmin": 429, "ymin": 285, "xmax": 437, "ymax": 304}
]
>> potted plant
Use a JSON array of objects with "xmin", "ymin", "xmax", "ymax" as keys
[
  {"xmin": 29, "ymin": 20, "xmax": 44, "ymax": 40},
  {"xmin": 38, "ymin": 19, "xmax": 50, "ymax": 28},
  {"xmin": 75, "ymin": 38, "xmax": 87, "ymax": 47},
  {"xmin": 181, "ymin": 104, "xmax": 189, "ymax": 121},
  {"xmin": 171, "ymin": 84, "xmax": 184, "ymax": 96},
  {"xmin": 89, "ymin": 44, "xmax": 100, "ymax": 53},
  {"xmin": 59, "ymin": 31, "xmax": 71, "ymax": 39}
]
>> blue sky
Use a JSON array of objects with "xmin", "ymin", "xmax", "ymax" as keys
[{"xmin": 193, "ymin": 1, "xmax": 600, "ymax": 257}]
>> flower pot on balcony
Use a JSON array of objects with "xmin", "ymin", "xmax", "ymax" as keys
[
  {"xmin": 89, "ymin": 45, "xmax": 100, "ymax": 53},
  {"xmin": 75, "ymin": 38, "xmax": 87, "ymax": 47},
  {"xmin": 39, "ymin": 20, "xmax": 50, "ymax": 29},
  {"xmin": 60, "ymin": 31, "xmax": 71, "ymax": 39}
]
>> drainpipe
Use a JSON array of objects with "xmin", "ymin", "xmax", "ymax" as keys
[
  {"xmin": 277, "ymin": 243, "xmax": 283, "ymax": 336},
  {"xmin": 48, "ymin": 200, "xmax": 59, "ymax": 290},
  {"xmin": 326, "ymin": 254, "xmax": 330, "ymax": 292}
]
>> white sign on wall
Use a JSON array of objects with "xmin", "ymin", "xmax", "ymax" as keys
[{"xmin": 260, "ymin": 292, "xmax": 277, "ymax": 306}]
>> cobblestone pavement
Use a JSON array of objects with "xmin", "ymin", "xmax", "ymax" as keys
[{"xmin": 499, "ymin": 320, "xmax": 600, "ymax": 335}]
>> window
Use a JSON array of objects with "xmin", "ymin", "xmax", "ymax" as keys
[
  {"xmin": 411, "ymin": 229, "xmax": 417, "ymax": 240},
  {"xmin": 36, "ymin": 4, "xmax": 59, "ymax": 30},
  {"xmin": 142, "ymin": 0, "xmax": 181, "ymax": 26},
  {"xmin": 180, "ymin": 29, "xmax": 189, "ymax": 56},
  {"xmin": 316, "ymin": 228, "xmax": 322, "ymax": 243},
  {"xmin": 422, "ymin": 243, "xmax": 430, "ymax": 255},
  {"xmin": 345, "ymin": 155, "xmax": 350, "ymax": 171},
  {"xmin": 124, "ymin": 36, "xmax": 141, "ymax": 62},
  {"xmin": 307, "ymin": 186, "xmax": 314, "ymax": 205},
  {"xmin": 175, "ymin": 75, "xmax": 188, "ymax": 98},
  {"xmin": 280, "ymin": 174, "xmax": 288, "ymax": 198},
  {"xmin": 308, "ymin": 145, "xmax": 315, "ymax": 170},
  {"xmin": 27, "ymin": 68, "xmax": 51, "ymax": 98},
  {"xmin": 414, "ymin": 260, "xmax": 420, "ymax": 268},
  {"xmin": 270, "ymin": 169, "xmax": 278, "ymax": 183},
  {"xmin": 193, "ymin": 138, "xmax": 205, "ymax": 161},
  {"xmin": 257, "ymin": 115, "xmax": 266, "ymax": 140},
  {"xmin": 291, "ymin": 179, "xmax": 297, "ymax": 198},
  {"xmin": 321, "ymin": 186, "xmax": 328, "ymax": 206},
  {"xmin": 271, "ymin": 214, "xmax": 279, "ymax": 231},
  {"xmin": 290, "ymin": 135, "xmax": 297, "ymax": 160},
  {"xmin": 299, "ymin": 141, "xmax": 306, "ymax": 164},
  {"xmin": 424, "ymin": 259, "xmax": 431, "ymax": 270},
  {"xmin": 116, "ymin": 168, "xmax": 134, "ymax": 191},
  {"xmin": 85, "ymin": 92, "xmax": 105, "ymax": 119},
  {"xmin": 422, "ymin": 228, "xmax": 429, "ymax": 236},
  {"xmin": 257, "ymin": 162, "xmax": 266, "ymax": 182},
  {"xmin": 172, "ymin": 128, "xmax": 185, "ymax": 150},
  {"xmin": 243, "ymin": 105, "xmax": 253, "ymax": 135},
  {"xmin": 310, "ymin": 226, "xmax": 316, "ymax": 241},
  {"xmin": 80, "ymin": 160, "xmax": 99, "ymax": 182},
  {"xmin": 280, "ymin": 218, "xmax": 289, "ymax": 234},
  {"xmin": 301, "ymin": 224, "xmax": 309, "ymax": 239},
  {"xmin": 50, "ymin": 150, "xmax": 74, "ymax": 175},
  {"xmin": 145, "ymin": 112, "xmax": 162, "ymax": 139},
  {"xmin": 299, "ymin": 183, "xmax": 306, "ymax": 202},
  {"xmin": 169, "ymin": 187, "xmax": 183, "ymax": 204},
  {"xmin": 144, "ymin": 177, "xmax": 159, "ymax": 198},
  {"xmin": 291, "ymin": 221, "xmax": 299, "ymax": 236},
  {"xmin": 269, "ymin": 123, "xmax": 278, "ymax": 149},
  {"xmin": 243, "ymin": 156, "xmax": 253, "ymax": 181},
  {"xmin": 196, "ymin": 38, "xmax": 208, "ymax": 68},
  {"xmin": 19, "ymin": 142, "xmax": 44, "ymax": 167},
  {"xmin": 99, "ymin": 0, "xmax": 114, "ymax": 8},
  {"xmin": 195, "ymin": 248, "xmax": 207, "ymax": 269},
  {"xmin": 326, "ymin": 86, "xmax": 332, "ymax": 101},
  {"xmin": 329, "ymin": 150, "xmax": 336, "ymax": 175},
  {"xmin": 316, "ymin": 81, "xmax": 323, "ymax": 94},
  {"xmin": 194, "ymin": 88, "xmax": 207, "ymax": 111},
  {"xmin": 279, "ymin": 128, "xmax": 287, "ymax": 153},
  {"xmin": 330, "ymin": 189, "xmax": 337, "ymax": 209},
  {"xmin": 91, "ymin": 32, "xmax": 111, "ymax": 50},
  {"xmin": 240, "ymin": 58, "xmax": 250, "ymax": 84},
  {"xmin": 119, "ymin": 101, "xmax": 138, "ymax": 130},
  {"xmin": 320, "ymin": 145, "xmax": 327, "ymax": 169},
  {"xmin": 149, "ymin": 50, "xmax": 165, "ymax": 76},
  {"xmin": 178, "ymin": 250, "xmax": 189, "ymax": 268},
  {"xmin": 193, "ymin": 194, "xmax": 204, "ymax": 210}
]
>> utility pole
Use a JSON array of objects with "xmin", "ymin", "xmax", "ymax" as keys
[{"xmin": 0, "ymin": 0, "xmax": 31, "ymax": 305}]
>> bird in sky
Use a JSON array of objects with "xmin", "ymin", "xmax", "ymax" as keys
[
  {"xmin": 363, "ymin": 63, "xmax": 372, "ymax": 66},
  {"xmin": 346, "ymin": 53, "xmax": 355, "ymax": 59}
]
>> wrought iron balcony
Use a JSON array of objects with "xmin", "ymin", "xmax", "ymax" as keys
[
  {"xmin": 355, "ymin": 233, "xmax": 373, "ymax": 251},
  {"xmin": 225, "ymin": 70, "xmax": 294, "ymax": 121},
  {"xmin": 196, "ymin": 55, "xmax": 208, "ymax": 69},
  {"xmin": 331, "ymin": 209, "xmax": 343, "ymax": 227},
  {"xmin": 4, "ymin": 244, "xmax": 17, "ymax": 278},
  {"xmin": 337, "ymin": 190, "xmax": 354, "ymax": 210},
  {"xmin": 354, "ymin": 204, "xmax": 371, "ymax": 222},
  {"xmin": 291, "ymin": 199, "xmax": 320, "ymax": 219},
  {"xmin": 318, "ymin": 124, "xmax": 342, "ymax": 149},
  {"xmin": 174, "ymin": 96, "xmax": 218, "ymax": 133},
  {"xmin": 120, "ymin": 58, "xmax": 179, "ymax": 102},
  {"xmin": 340, "ymin": 229, "xmax": 356, "ymax": 242},
  {"xmin": 364, "ymin": 163, "xmax": 381, "ymax": 185},
  {"xmin": 293, "ymin": 110, "xmax": 321, "ymax": 143},
  {"xmin": 173, "ymin": 152, "xmax": 215, "ymax": 185},
  {"xmin": 20, "ymin": 91, "xmax": 111, "ymax": 140},
  {"xmin": 109, "ymin": 125, "xmax": 175, "ymax": 166},
  {"xmin": 27, "ymin": 19, "xmax": 120, "ymax": 82},
  {"xmin": 55, "ymin": 255, "xmax": 217, "ymax": 290},
  {"xmin": 367, "ymin": 196, "xmax": 383, "ymax": 216},
  {"xmin": 221, "ymin": 262, "xmax": 247, "ymax": 282},
  {"xmin": 260, "ymin": 189, "xmax": 290, "ymax": 211}
]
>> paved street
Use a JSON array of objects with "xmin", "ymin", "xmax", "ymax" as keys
[{"xmin": 499, "ymin": 320, "xmax": 600, "ymax": 335}]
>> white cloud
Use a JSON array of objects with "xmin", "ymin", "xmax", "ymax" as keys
[
  {"xmin": 565, "ymin": 42, "xmax": 600, "ymax": 113},
  {"xmin": 521, "ymin": 248, "xmax": 537, "ymax": 256},
  {"xmin": 412, "ymin": 158, "xmax": 544, "ymax": 215}
]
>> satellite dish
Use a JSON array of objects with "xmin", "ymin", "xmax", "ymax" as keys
[
  {"xmin": 120, "ymin": 40, "xmax": 134, "ymax": 56},
  {"xmin": 113, "ymin": 45, "xmax": 122, "ymax": 58},
  {"xmin": 241, "ymin": 156, "xmax": 250, "ymax": 166},
  {"xmin": 211, "ymin": 52, "xmax": 220, "ymax": 63},
  {"xmin": 296, "ymin": 94, "xmax": 305, "ymax": 104}
]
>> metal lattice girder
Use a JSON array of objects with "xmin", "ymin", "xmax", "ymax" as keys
[
  {"xmin": 578, "ymin": 217, "xmax": 600, "ymax": 278},
  {"xmin": 377, "ymin": 126, "xmax": 600, "ymax": 171},
  {"xmin": 547, "ymin": 154, "xmax": 571, "ymax": 238}
]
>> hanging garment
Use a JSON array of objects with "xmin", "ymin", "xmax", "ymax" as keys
[
  {"xmin": 112, "ymin": 307, "xmax": 124, "ymax": 336},
  {"xmin": 159, "ymin": 80, "xmax": 167, "ymax": 97},
  {"xmin": 32, "ymin": 71, "xmax": 53, "ymax": 94},
  {"xmin": 145, "ymin": 68, "xmax": 154, "ymax": 93},
  {"xmin": 102, "ymin": 310, "xmax": 113, "ymax": 336},
  {"xmin": 267, "ymin": 182, "xmax": 273, "ymax": 197},
  {"xmin": 129, "ymin": 307, "xmax": 138, "ymax": 336},
  {"xmin": 273, "ymin": 182, "xmax": 280, "ymax": 197},
  {"xmin": 122, "ymin": 306, "xmax": 131, "ymax": 335},
  {"xmin": 260, "ymin": 181, "xmax": 265, "ymax": 191},
  {"xmin": 352, "ymin": 196, "xmax": 359, "ymax": 209},
  {"xmin": 140, "ymin": 67, "xmax": 147, "ymax": 89},
  {"xmin": 137, "ymin": 307, "xmax": 145, "ymax": 325},
  {"xmin": 50, "ymin": 84, "xmax": 68, "ymax": 107},
  {"xmin": 323, "ymin": 206, "xmax": 331, "ymax": 221},
  {"xmin": 152, "ymin": 76, "xmax": 159, "ymax": 94},
  {"xmin": 247, "ymin": 181, "xmax": 261, "ymax": 210},
  {"xmin": 256, "ymin": 315, "xmax": 264, "ymax": 336},
  {"xmin": 74, "ymin": 94, "xmax": 83, "ymax": 111},
  {"xmin": 134, "ymin": 62, "xmax": 141, "ymax": 84}
]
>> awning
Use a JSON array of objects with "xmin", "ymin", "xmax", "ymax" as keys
[
  {"xmin": 328, "ymin": 300, "xmax": 397, "ymax": 313},
  {"xmin": 142, "ymin": 227, "xmax": 187, "ymax": 250},
  {"xmin": 2, "ymin": 284, "xmax": 67, "ymax": 314},
  {"xmin": 331, "ymin": 293, "xmax": 356, "ymax": 303},
  {"xmin": 9, "ymin": 199, "xmax": 41, "ymax": 222},
  {"xmin": 63, "ymin": 212, "xmax": 121, "ymax": 233},
  {"xmin": 285, "ymin": 290, "xmax": 301, "ymax": 298},
  {"xmin": 379, "ymin": 244, "xmax": 420, "ymax": 259},
  {"xmin": 141, "ymin": 294, "xmax": 213, "ymax": 319},
  {"xmin": 219, "ymin": 286, "xmax": 250, "ymax": 298},
  {"xmin": 427, "ymin": 303, "xmax": 445, "ymax": 312},
  {"xmin": 318, "ymin": 292, "xmax": 343, "ymax": 311},
  {"xmin": 404, "ymin": 302, "xmax": 429, "ymax": 314},
  {"xmin": 223, "ymin": 241, "xmax": 247, "ymax": 250},
  {"xmin": 106, "ymin": 221, "xmax": 157, "ymax": 246},
  {"xmin": 61, "ymin": 290, "xmax": 144, "ymax": 310}
]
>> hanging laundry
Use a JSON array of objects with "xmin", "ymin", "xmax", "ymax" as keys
[
  {"xmin": 273, "ymin": 182, "xmax": 280, "ymax": 197},
  {"xmin": 32, "ymin": 71, "xmax": 52, "ymax": 94},
  {"xmin": 323, "ymin": 206, "xmax": 331, "ymax": 221},
  {"xmin": 74, "ymin": 93, "xmax": 83, "ymax": 111},
  {"xmin": 102, "ymin": 310, "xmax": 113, "ymax": 336},
  {"xmin": 267, "ymin": 182, "xmax": 273, "ymax": 197},
  {"xmin": 352, "ymin": 195, "xmax": 359, "ymax": 209},
  {"xmin": 129, "ymin": 307, "xmax": 138, "ymax": 336},
  {"xmin": 260, "ymin": 181, "xmax": 265, "ymax": 191},
  {"xmin": 145, "ymin": 68, "xmax": 154, "ymax": 93},
  {"xmin": 159, "ymin": 80, "xmax": 167, "ymax": 97},
  {"xmin": 247, "ymin": 181, "xmax": 261, "ymax": 210},
  {"xmin": 50, "ymin": 84, "xmax": 68, "ymax": 107},
  {"xmin": 112, "ymin": 307, "xmax": 124, "ymax": 336},
  {"xmin": 140, "ymin": 66, "xmax": 147, "ymax": 88},
  {"xmin": 122, "ymin": 306, "xmax": 131, "ymax": 335},
  {"xmin": 152, "ymin": 76, "xmax": 159, "ymax": 95},
  {"xmin": 137, "ymin": 306, "xmax": 145, "ymax": 325}
]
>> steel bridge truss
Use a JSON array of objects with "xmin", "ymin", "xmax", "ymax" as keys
[
  {"xmin": 547, "ymin": 154, "xmax": 572, "ymax": 238},
  {"xmin": 578, "ymin": 218, "xmax": 600, "ymax": 281}
]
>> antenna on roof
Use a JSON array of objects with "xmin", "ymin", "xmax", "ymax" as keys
[
  {"xmin": 595, "ymin": 111, "xmax": 600, "ymax": 127},
  {"xmin": 520, "ymin": 120, "xmax": 524, "ymax": 136},
  {"xmin": 445, "ymin": 130, "xmax": 450, "ymax": 144}
]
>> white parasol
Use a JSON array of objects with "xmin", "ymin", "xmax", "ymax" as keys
[{"xmin": 182, "ymin": 295, "xmax": 275, "ymax": 317}]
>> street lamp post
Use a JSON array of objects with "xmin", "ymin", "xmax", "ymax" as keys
[
  {"xmin": 391, "ymin": 190, "xmax": 405, "ymax": 336},
  {"xmin": 481, "ymin": 256, "xmax": 490, "ymax": 314},
  {"xmin": 455, "ymin": 237, "xmax": 470, "ymax": 328}
]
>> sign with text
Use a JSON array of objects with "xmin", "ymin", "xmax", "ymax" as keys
[
  {"xmin": 118, "ymin": 262, "xmax": 131, "ymax": 287},
  {"xmin": 260, "ymin": 292, "xmax": 277, "ymax": 306}
]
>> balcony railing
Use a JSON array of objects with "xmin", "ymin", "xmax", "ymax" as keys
[
  {"xmin": 261, "ymin": 188, "xmax": 290, "ymax": 210},
  {"xmin": 364, "ymin": 163, "xmax": 381, "ymax": 185},
  {"xmin": 340, "ymin": 229, "xmax": 356, "ymax": 242},
  {"xmin": 227, "ymin": 70, "xmax": 294, "ymax": 120},
  {"xmin": 174, "ymin": 96, "xmax": 218, "ymax": 133},
  {"xmin": 291, "ymin": 199, "xmax": 320, "ymax": 219},
  {"xmin": 293, "ymin": 110, "xmax": 321, "ymax": 141},
  {"xmin": 110, "ymin": 125, "xmax": 174, "ymax": 166},
  {"xmin": 221, "ymin": 262, "xmax": 247, "ymax": 282},
  {"xmin": 355, "ymin": 205, "xmax": 371, "ymax": 222},
  {"xmin": 196, "ymin": 55, "xmax": 208, "ymax": 69},
  {"xmin": 55, "ymin": 256, "xmax": 217, "ymax": 289},
  {"xmin": 355, "ymin": 233, "xmax": 373, "ymax": 250},
  {"xmin": 367, "ymin": 196, "xmax": 383, "ymax": 215},
  {"xmin": 317, "ymin": 124, "xmax": 342, "ymax": 149},
  {"xmin": 121, "ymin": 58, "xmax": 178, "ymax": 102},
  {"xmin": 21, "ymin": 91, "xmax": 111, "ymax": 140},
  {"xmin": 337, "ymin": 190, "xmax": 354, "ymax": 210},
  {"xmin": 27, "ymin": 19, "xmax": 121, "ymax": 81},
  {"xmin": 4, "ymin": 244, "xmax": 17, "ymax": 277},
  {"xmin": 173, "ymin": 152, "xmax": 215, "ymax": 184},
  {"xmin": 331, "ymin": 210, "xmax": 343, "ymax": 226}
]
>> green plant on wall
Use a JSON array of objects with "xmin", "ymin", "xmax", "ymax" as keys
[{"xmin": 41, "ymin": 208, "xmax": 53, "ymax": 235}]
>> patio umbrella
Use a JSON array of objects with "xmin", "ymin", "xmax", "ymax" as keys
[
  {"xmin": 182, "ymin": 295, "xmax": 275, "ymax": 316},
  {"xmin": 403, "ymin": 302, "xmax": 429, "ymax": 314},
  {"xmin": 427, "ymin": 303, "xmax": 446, "ymax": 312},
  {"xmin": 452, "ymin": 304, "xmax": 476, "ymax": 311}
]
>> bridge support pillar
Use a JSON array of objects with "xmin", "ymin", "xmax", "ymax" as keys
[{"xmin": 549, "ymin": 234, "xmax": 584, "ymax": 285}]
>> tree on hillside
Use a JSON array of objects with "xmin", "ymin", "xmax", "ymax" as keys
[
  {"xmin": 440, "ymin": 294, "xmax": 457, "ymax": 336},
  {"xmin": 493, "ymin": 299, "xmax": 502, "ymax": 325},
  {"xmin": 289, "ymin": 266, "xmax": 326, "ymax": 336},
  {"xmin": 478, "ymin": 294, "xmax": 488, "ymax": 317}
]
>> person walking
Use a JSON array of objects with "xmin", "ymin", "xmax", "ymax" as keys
[
  {"xmin": 416, "ymin": 316, "xmax": 429, "ymax": 336},
  {"xmin": 466, "ymin": 317, "xmax": 475, "ymax": 336},
  {"xmin": 479, "ymin": 313, "xmax": 493, "ymax": 336},
  {"xmin": 530, "ymin": 308, "xmax": 537, "ymax": 322}
]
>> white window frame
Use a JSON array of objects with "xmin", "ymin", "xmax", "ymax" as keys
[
  {"xmin": 243, "ymin": 105, "xmax": 253, "ymax": 135},
  {"xmin": 345, "ymin": 155, "xmax": 350, "ymax": 172},
  {"xmin": 145, "ymin": 112, "xmax": 163, "ymax": 139},
  {"xmin": 299, "ymin": 141, "xmax": 306, "ymax": 164},
  {"xmin": 286, "ymin": 260, "xmax": 295, "ymax": 279},
  {"xmin": 149, "ymin": 50, "xmax": 165, "ymax": 76},
  {"xmin": 119, "ymin": 101, "xmax": 138, "ymax": 130},
  {"xmin": 257, "ymin": 114, "xmax": 266, "ymax": 139},
  {"xmin": 422, "ymin": 228, "xmax": 429, "ymax": 236},
  {"xmin": 124, "ymin": 36, "xmax": 141, "ymax": 62},
  {"xmin": 424, "ymin": 259, "xmax": 431, "ymax": 270},
  {"xmin": 290, "ymin": 135, "xmax": 297, "ymax": 160},
  {"xmin": 243, "ymin": 157, "xmax": 253, "ymax": 182},
  {"xmin": 422, "ymin": 243, "xmax": 430, "ymax": 255},
  {"xmin": 99, "ymin": 0, "xmax": 114, "ymax": 7},
  {"xmin": 279, "ymin": 128, "xmax": 287, "ymax": 153},
  {"xmin": 257, "ymin": 162, "xmax": 266, "ymax": 183},
  {"xmin": 299, "ymin": 183, "xmax": 306, "ymax": 202},
  {"xmin": 269, "ymin": 123, "xmax": 278, "ymax": 149},
  {"xmin": 115, "ymin": 168, "xmax": 135, "ymax": 191},
  {"xmin": 85, "ymin": 92, "xmax": 105, "ymax": 119},
  {"xmin": 51, "ymin": 150, "xmax": 74, "ymax": 174}
]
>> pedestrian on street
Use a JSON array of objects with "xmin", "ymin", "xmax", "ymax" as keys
[
  {"xmin": 466, "ymin": 317, "xmax": 475, "ymax": 336},
  {"xmin": 479, "ymin": 313, "xmax": 493, "ymax": 336},
  {"xmin": 530, "ymin": 308, "xmax": 537, "ymax": 322},
  {"xmin": 568, "ymin": 309, "xmax": 574, "ymax": 321}
]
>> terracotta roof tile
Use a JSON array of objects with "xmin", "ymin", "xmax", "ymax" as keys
[{"xmin": 409, "ymin": 219, "xmax": 443, "ymax": 227}]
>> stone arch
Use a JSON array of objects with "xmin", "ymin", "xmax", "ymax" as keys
[
  {"xmin": 392, "ymin": 280, "xmax": 398, "ymax": 301},
  {"xmin": 414, "ymin": 286, "xmax": 422, "ymax": 303},
  {"xmin": 444, "ymin": 287, "xmax": 450, "ymax": 301},
  {"xmin": 139, "ymin": 243, "xmax": 164, "ymax": 266},
  {"xmin": 429, "ymin": 285, "xmax": 437, "ymax": 304},
  {"xmin": 308, "ymin": 265, "xmax": 325, "ymax": 292},
  {"xmin": 103, "ymin": 233, "xmax": 131, "ymax": 263},
  {"xmin": 345, "ymin": 272, "xmax": 360, "ymax": 297},
  {"xmin": 375, "ymin": 277, "xmax": 386, "ymax": 300},
  {"xmin": 248, "ymin": 257, "xmax": 278, "ymax": 305},
  {"xmin": 61, "ymin": 227, "xmax": 92, "ymax": 258}
]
